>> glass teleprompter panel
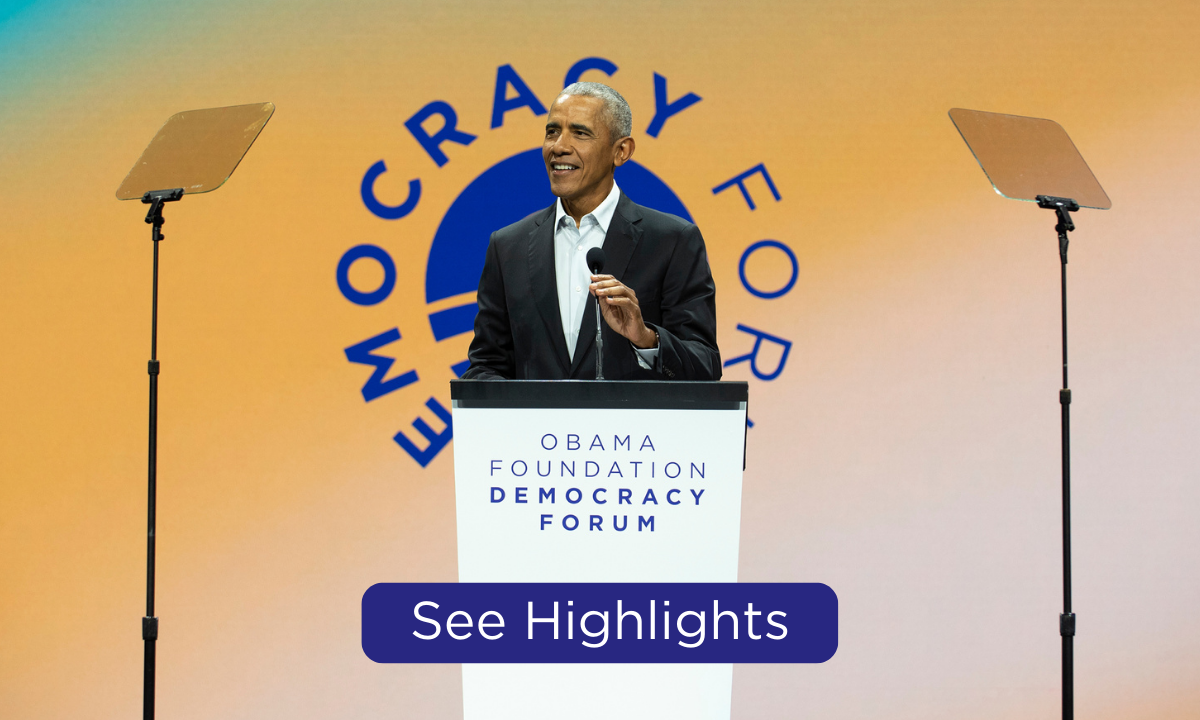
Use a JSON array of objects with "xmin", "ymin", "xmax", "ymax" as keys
[
  {"xmin": 116, "ymin": 102, "xmax": 275, "ymax": 200},
  {"xmin": 949, "ymin": 108, "xmax": 1110, "ymax": 210}
]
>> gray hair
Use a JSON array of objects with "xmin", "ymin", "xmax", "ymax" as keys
[{"xmin": 557, "ymin": 81, "xmax": 633, "ymax": 141}]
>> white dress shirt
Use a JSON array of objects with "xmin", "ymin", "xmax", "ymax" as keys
[{"xmin": 553, "ymin": 182, "xmax": 658, "ymax": 368}]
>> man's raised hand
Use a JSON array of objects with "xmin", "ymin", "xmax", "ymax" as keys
[{"xmin": 590, "ymin": 275, "xmax": 658, "ymax": 349}]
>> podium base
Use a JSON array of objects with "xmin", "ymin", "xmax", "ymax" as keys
[{"xmin": 463, "ymin": 664, "xmax": 732, "ymax": 720}]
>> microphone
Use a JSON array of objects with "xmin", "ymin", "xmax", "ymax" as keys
[
  {"xmin": 586, "ymin": 247, "xmax": 606, "ymax": 274},
  {"xmin": 586, "ymin": 247, "xmax": 606, "ymax": 380}
]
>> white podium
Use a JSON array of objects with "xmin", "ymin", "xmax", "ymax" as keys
[{"xmin": 450, "ymin": 380, "xmax": 749, "ymax": 720}]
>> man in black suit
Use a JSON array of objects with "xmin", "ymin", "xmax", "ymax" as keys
[{"xmin": 463, "ymin": 82, "xmax": 720, "ymax": 381}]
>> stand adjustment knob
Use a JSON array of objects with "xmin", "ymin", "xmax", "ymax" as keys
[
  {"xmin": 1060, "ymin": 613, "xmax": 1076, "ymax": 637},
  {"xmin": 142, "ymin": 616, "xmax": 159, "ymax": 641},
  {"xmin": 1060, "ymin": 389, "xmax": 1071, "ymax": 404},
  {"xmin": 148, "ymin": 360, "xmax": 160, "ymax": 375}
]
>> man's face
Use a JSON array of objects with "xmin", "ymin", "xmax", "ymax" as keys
[{"xmin": 543, "ymin": 94, "xmax": 622, "ymax": 206}]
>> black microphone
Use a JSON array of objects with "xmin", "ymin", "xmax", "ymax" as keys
[
  {"xmin": 586, "ymin": 247, "xmax": 606, "ymax": 274},
  {"xmin": 585, "ymin": 247, "xmax": 606, "ymax": 380}
]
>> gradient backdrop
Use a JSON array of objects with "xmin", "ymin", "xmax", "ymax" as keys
[{"xmin": 2, "ymin": 0, "xmax": 1199, "ymax": 718}]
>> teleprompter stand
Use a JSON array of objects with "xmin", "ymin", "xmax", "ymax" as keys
[
  {"xmin": 1038, "ymin": 192, "xmax": 1079, "ymax": 718},
  {"xmin": 140, "ymin": 187, "xmax": 182, "ymax": 720},
  {"xmin": 950, "ymin": 109, "xmax": 1111, "ymax": 720},
  {"xmin": 116, "ymin": 102, "xmax": 274, "ymax": 720}
]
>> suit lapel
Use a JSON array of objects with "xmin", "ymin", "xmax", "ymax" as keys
[
  {"xmin": 571, "ymin": 293, "xmax": 598, "ymax": 378},
  {"xmin": 603, "ymin": 193, "xmax": 643, "ymax": 279},
  {"xmin": 527, "ymin": 206, "xmax": 572, "ymax": 375},
  {"xmin": 568, "ymin": 193, "xmax": 643, "ymax": 377}
]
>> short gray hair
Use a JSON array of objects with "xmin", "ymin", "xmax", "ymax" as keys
[{"xmin": 557, "ymin": 81, "xmax": 633, "ymax": 141}]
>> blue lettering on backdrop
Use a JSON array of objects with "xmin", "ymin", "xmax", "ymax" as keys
[
  {"xmin": 724, "ymin": 324, "xmax": 793, "ymax": 381},
  {"xmin": 712, "ymin": 163, "xmax": 782, "ymax": 210},
  {"xmin": 394, "ymin": 398, "xmax": 453, "ymax": 467},
  {"xmin": 563, "ymin": 56, "xmax": 618, "ymax": 87},
  {"xmin": 349, "ymin": 59, "xmax": 731, "ymax": 467},
  {"xmin": 344, "ymin": 329, "xmax": 419, "ymax": 401},
  {"xmin": 490, "ymin": 64, "xmax": 548, "ymax": 129},
  {"xmin": 739, "ymin": 240, "xmax": 798, "ymax": 299},
  {"xmin": 405, "ymin": 100, "xmax": 478, "ymax": 167},
  {"xmin": 646, "ymin": 72, "xmax": 701, "ymax": 138},
  {"xmin": 337, "ymin": 245, "xmax": 396, "ymax": 306},
  {"xmin": 360, "ymin": 161, "xmax": 421, "ymax": 220},
  {"xmin": 716, "ymin": 169, "xmax": 793, "ymax": 426}
]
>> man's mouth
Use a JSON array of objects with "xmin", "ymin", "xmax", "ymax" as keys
[{"xmin": 551, "ymin": 163, "xmax": 578, "ymax": 174}]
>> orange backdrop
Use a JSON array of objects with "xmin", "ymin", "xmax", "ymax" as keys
[{"xmin": 2, "ymin": 0, "xmax": 1199, "ymax": 717}]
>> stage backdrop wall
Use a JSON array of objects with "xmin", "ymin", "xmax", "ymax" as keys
[{"xmin": 2, "ymin": 1, "xmax": 1199, "ymax": 718}]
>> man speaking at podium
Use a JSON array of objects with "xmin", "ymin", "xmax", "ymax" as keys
[{"xmin": 463, "ymin": 82, "xmax": 721, "ymax": 381}]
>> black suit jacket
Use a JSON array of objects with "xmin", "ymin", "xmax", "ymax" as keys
[{"xmin": 462, "ymin": 193, "xmax": 721, "ymax": 380}]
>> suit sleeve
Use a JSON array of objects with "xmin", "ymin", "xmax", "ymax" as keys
[
  {"xmin": 651, "ymin": 223, "xmax": 722, "ymax": 381},
  {"xmin": 462, "ymin": 234, "xmax": 515, "ymax": 380}
]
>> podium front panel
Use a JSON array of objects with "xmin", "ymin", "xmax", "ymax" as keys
[{"xmin": 450, "ymin": 381, "xmax": 748, "ymax": 720}]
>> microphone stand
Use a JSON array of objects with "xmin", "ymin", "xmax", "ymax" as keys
[
  {"xmin": 594, "ymin": 295, "xmax": 604, "ymax": 380},
  {"xmin": 586, "ymin": 248, "xmax": 606, "ymax": 381}
]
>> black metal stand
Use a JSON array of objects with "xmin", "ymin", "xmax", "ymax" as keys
[
  {"xmin": 140, "ymin": 187, "xmax": 183, "ymax": 720},
  {"xmin": 586, "ymin": 249, "xmax": 606, "ymax": 380},
  {"xmin": 594, "ymin": 299, "xmax": 604, "ymax": 380},
  {"xmin": 1037, "ymin": 194, "xmax": 1079, "ymax": 720}
]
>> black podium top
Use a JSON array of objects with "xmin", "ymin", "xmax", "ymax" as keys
[{"xmin": 450, "ymin": 380, "xmax": 748, "ymax": 410}]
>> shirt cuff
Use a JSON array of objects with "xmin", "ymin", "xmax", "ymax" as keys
[{"xmin": 633, "ymin": 344, "xmax": 660, "ymax": 371}]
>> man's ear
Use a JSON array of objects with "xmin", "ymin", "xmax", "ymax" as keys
[{"xmin": 612, "ymin": 136, "xmax": 636, "ymax": 167}]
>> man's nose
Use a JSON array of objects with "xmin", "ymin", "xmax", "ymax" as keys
[{"xmin": 550, "ymin": 133, "xmax": 572, "ymax": 155}]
